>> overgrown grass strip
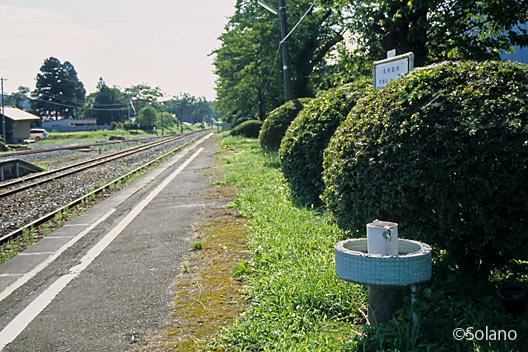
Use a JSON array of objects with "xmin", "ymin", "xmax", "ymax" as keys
[{"xmin": 208, "ymin": 136, "xmax": 365, "ymax": 351}]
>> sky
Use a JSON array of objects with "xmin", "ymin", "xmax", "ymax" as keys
[{"xmin": 0, "ymin": 0, "xmax": 236, "ymax": 101}]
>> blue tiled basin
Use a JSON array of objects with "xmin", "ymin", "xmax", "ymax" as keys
[{"xmin": 335, "ymin": 238, "xmax": 432, "ymax": 286}]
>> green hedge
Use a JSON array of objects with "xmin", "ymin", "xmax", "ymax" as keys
[
  {"xmin": 279, "ymin": 80, "xmax": 371, "ymax": 205},
  {"xmin": 259, "ymin": 98, "xmax": 311, "ymax": 152},
  {"xmin": 230, "ymin": 120, "xmax": 263, "ymax": 138},
  {"xmin": 323, "ymin": 60, "xmax": 528, "ymax": 276}
]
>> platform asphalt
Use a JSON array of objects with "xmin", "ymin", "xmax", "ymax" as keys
[{"xmin": 0, "ymin": 132, "xmax": 220, "ymax": 351}]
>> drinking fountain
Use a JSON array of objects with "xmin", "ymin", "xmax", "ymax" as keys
[{"xmin": 335, "ymin": 220, "xmax": 432, "ymax": 324}]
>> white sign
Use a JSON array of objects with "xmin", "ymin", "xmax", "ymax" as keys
[{"xmin": 373, "ymin": 52, "xmax": 414, "ymax": 89}]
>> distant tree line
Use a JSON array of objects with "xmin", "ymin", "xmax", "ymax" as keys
[{"xmin": 6, "ymin": 56, "xmax": 217, "ymax": 129}]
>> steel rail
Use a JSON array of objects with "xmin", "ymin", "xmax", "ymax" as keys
[
  {"xmin": 0, "ymin": 141, "xmax": 121, "ymax": 157},
  {"xmin": 0, "ymin": 130, "xmax": 209, "ymax": 246},
  {"xmin": 0, "ymin": 132, "xmax": 197, "ymax": 198},
  {"xmin": 0, "ymin": 135, "xmax": 178, "ymax": 190},
  {"xmin": 0, "ymin": 135, "xmax": 157, "ymax": 157}
]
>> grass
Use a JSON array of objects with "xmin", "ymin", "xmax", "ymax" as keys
[
  {"xmin": 0, "ymin": 205, "xmax": 74, "ymax": 264},
  {"xmin": 191, "ymin": 240, "xmax": 204, "ymax": 250},
  {"xmin": 32, "ymin": 160, "xmax": 52, "ymax": 170},
  {"xmin": 180, "ymin": 259, "xmax": 190, "ymax": 273},
  {"xmin": 46, "ymin": 125, "xmax": 203, "ymax": 142},
  {"xmin": 0, "ymin": 125, "xmax": 206, "ymax": 152},
  {"xmin": 164, "ymin": 197, "xmax": 248, "ymax": 351},
  {"xmin": 47, "ymin": 128, "xmax": 147, "ymax": 141},
  {"xmin": 206, "ymin": 136, "xmax": 528, "ymax": 352},
  {"xmin": 208, "ymin": 136, "xmax": 365, "ymax": 351}
]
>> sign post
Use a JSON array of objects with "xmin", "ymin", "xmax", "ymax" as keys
[{"xmin": 373, "ymin": 52, "xmax": 414, "ymax": 90}]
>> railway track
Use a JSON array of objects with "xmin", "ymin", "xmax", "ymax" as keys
[
  {"xmin": 0, "ymin": 130, "xmax": 209, "ymax": 246},
  {"xmin": 0, "ymin": 133, "xmax": 188, "ymax": 198},
  {"xmin": 0, "ymin": 135, "xmax": 156, "ymax": 158}
]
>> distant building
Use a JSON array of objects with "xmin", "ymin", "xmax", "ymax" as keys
[
  {"xmin": 43, "ymin": 118, "xmax": 96, "ymax": 130},
  {"xmin": 179, "ymin": 111, "xmax": 199, "ymax": 124},
  {"xmin": 0, "ymin": 107, "xmax": 40, "ymax": 144},
  {"xmin": 42, "ymin": 118, "xmax": 112, "ymax": 132}
]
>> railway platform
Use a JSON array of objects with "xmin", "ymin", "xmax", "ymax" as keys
[{"xmin": 0, "ymin": 132, "xmax": 219, "ymax": 351}]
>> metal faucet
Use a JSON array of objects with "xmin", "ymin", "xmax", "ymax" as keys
[{"xmin": 382, "ymin": 226, "xmax": 392, "ymax": 241}]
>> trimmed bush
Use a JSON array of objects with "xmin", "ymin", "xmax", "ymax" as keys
[
  {"xmin": 279, "ymin": 80, "xmax": 371, "ymax": 205},
  {"xmin": 230, "ymin": 120, "xmax": 262, "ymax": 138},
  {"xmin": 323, "ymin": 60, "xmax": 528, "ymax": 276},
  {"xmin": 259, "ymin": 98, "xmax": 311, "ymax": 152}
]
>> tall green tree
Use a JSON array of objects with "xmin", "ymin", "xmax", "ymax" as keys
[
  {"xmin": 31, "ymin": 57, "xmax": 86, "ymax": 118},
  {"xmin": 340, "ymin": 0, "xmax": 528, "ymax": 64},
  {"xmin": 213, "ymin": 0, "xmax": 349, "ymax": 124},
  {"xmin": 138, "ymin": 106, "xmax": 158, "ymax": 129},
  {"xmin": 7, "ymin": 86, "xmax": 30, "ymax": 110},
  {"xmin": 124, "ymin": 84, "xmax": 164, "ymax": 113},
  {"xmin": 163, "ymin": 93, "xmax": 214, "ymax": 124},
  {"xmin": 87, "ymin": 78, "xmax": 128, "ymax": 124}
]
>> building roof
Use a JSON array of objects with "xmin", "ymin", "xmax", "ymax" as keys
[{"xmin": 1, "ymin": 107, "xmax": 40, "ymax": 121}]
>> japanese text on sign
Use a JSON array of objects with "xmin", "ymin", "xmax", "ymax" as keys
[{"xmin": 373, "ymin": 52, "xmax": 414, "ymax": 89}]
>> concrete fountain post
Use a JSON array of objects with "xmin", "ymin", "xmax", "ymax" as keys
[{"xmin": 366, "ymin": 220, "xmax": 400, "ymax": 325}]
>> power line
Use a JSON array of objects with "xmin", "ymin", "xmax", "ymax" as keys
[
  {"xmin": 280, "ymin": 0, "xmax": 318, "ymax": 45},
  {"xmin": 29, "ymin": 97, "xmax": 129, "ymax": 111},
  {"xmin": 278, "ymin": 0, "xmax": 292, "ymax": 101},
  {"xmin": 259, "ymin": 0, "xmax": 318, "ymax": 101},
  {"xmin": 263, "ymin": 44, "xmax": 282, "ymax": 90},
  {"xmin": 36, "ymin": 92, "xmax": 129, "ymax": 107},
  {"xmin": 28, "ymin": 91, "xmax": 131, "ymax": 110},
  {"xmin": 6, "ymin": 19, "xmax": 223, "ymax": 24},
  {"xmin": 84, "ymin": 105, "xmax": 129, "ymax": 111},
  {"xmin": 1, "ymin": 78, "xmax": 7, "ymax": 142},
  {"xmin": 33, "ymin": 92, "xmax": 81, "ymax": 104}
]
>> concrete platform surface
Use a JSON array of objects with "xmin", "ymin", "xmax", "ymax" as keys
[{"xmin": 0, "ymin": 132, "xmax": 219, "ymax": 351}]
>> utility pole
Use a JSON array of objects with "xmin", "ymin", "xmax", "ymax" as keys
[
  {"xmin": 179, "ymin": 108, "xmax": 183, "ymax": 134},
  {"xmin": 127, "ymin": 92, "xmax": 131, "ymax": 122},
  {"xmin": 258, "ymin": 1, "xmax": 292, "ymax": 102},
  {"xmin": 1, "ymin": 78, "xmax": 6, "ymax": 143},
  {"xmin": 160, "ymin": 111, "xmax": 164, "ymax": 136},
  {"xmin": 258, "ymin": 89, "xmax": 264, "ymax": 120},
  {"xmin": 279, "ymin": 0, "xmax": 292, "ymax": 102}
]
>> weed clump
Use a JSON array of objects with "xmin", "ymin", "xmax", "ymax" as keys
[{"xmin": 190, "ymin": 240, "xmax": 203, "ymax": 251}]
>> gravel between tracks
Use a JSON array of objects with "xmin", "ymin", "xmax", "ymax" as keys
[
  {"xmin": 0, "ymin": 137, "xmax": 158, "ymax": 170},
  {"xmin": 0, "ymin": 132, "xmax": 206, "ymax": 238}
]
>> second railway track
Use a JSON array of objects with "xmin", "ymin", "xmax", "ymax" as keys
[{"xmin": 0, "ymin": 133, "xmax": 188, "ymax": 198}]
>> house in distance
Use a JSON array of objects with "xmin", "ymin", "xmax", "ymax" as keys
[{"xmin": 0, "ymin": 107, "xmax": 40, "ymax": 144}]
